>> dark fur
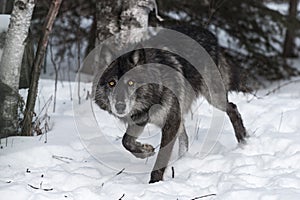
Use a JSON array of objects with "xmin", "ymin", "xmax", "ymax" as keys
[{"xmin": 93, "ymin": 25, "xmax": 247, "ymax": 183}]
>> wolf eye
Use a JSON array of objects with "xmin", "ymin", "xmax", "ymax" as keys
[
  {"xmin": 108, "ymin": 80, "xmax": 116, "ymax": 87},
  {"xmin": 128, "ymin": 80, "xmax": 134, "ymax": 86}
]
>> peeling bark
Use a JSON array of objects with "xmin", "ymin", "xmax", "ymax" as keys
[
  {"xmin": 96, "ymin": 0, "xmax": 121, "ymax": 45},
  {"xmin": 96, "ymin": 0, "xmax": 158, "ymax": 46},
  {"xmin": 0, "ymin": 0, "xmax": 35, "ymax": 138},
  {"xmin": 119, "ymin": 0, "xmax": 157, "ymax": 44}
]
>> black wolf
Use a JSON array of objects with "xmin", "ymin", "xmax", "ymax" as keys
[{"xmin": 93, "ymin": 25, "xmax": 247, "ymax": 183}]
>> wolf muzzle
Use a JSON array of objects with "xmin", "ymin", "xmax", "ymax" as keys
[{"xmin": 115, "ymin": 102, "xmax": 126, "ymax": 114}]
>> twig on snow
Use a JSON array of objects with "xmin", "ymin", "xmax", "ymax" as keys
[
  {"xmin": 171, "ymin": 166, "xmax": 175, "ymax": 179},
  {"xmin": 101, "ymin": 168, "xmax": 125, "ymax": 187},
  {"xmin": 278, "ymin": 111, "xmax": 283, "ymax": 133},
  {"xmin": 248, "ymin": 78, "xmax": 300, "ymax": 102},
  {"xmin": 190, "ymin": 193, "xmax": 216, "ymax": 200},
  {"xmin": 52, "ymin": 155, "xmax": 73, "ymax": 163},
  {"xmin": 119, "ymin": 193, "xmax": 125, "ymax": 200},
  {"xmin": 28, "ymin": 183, "xmax": 53, "ymax": 191}
]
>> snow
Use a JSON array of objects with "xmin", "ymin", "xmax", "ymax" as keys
[
  {"xmin": 265, "ymin": 2, "xmax": 300, "ymax": 16},
  {"xmin": 166, "ymin": 11, "xmax": 191, "ymax": 21},
  {"xmin": 265, "ymin": 2, "xmax": 289, "ymax": 15},
  {"xmin": 0, "ymin": 14, "xmax": 10, "ymax": 32},
  {"xmin": 0, "ymin": 15, "xmax": 10, "ymax": 59},
  {"xmin": 1, "ymin": 74, "xmax": 300, "ymax": 199}
]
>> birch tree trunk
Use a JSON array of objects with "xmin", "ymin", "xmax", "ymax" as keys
[
  {"xmin": 0, "ymin": 0, "xmax": 35, "ymax": 138},
  {"xmin": 96, "ymin": 0, "xmax": 157, "ymax": 46},
  {"xmin": 96, "ymin": 0, "xmax": 120, "ymax": 45},
  {"xmin": 119, "ymin": 0, "xmax": 157, "ymax": 45}
]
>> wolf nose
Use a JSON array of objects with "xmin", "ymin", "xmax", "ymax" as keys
[{"xmin": 115, "ymin": 102, "xmax": 126, "ymax": 113}]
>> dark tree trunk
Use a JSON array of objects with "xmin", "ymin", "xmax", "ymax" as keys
[
  {"xmin": 283, "ymin": 0, "xmax": 299, "ymax": 58},
  {"xmin": 0, "ymin": 0, "xmax": 13, "ymax": 14},
  {"xmin": 22, "ymin": 0, "xmax": 62, "ymax": 136},
  {"xmin": 85, "ymin": 12, "xmax": 97, "ymax": 57}
]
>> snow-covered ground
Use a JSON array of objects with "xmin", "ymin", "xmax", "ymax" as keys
[
  {"xmin": 1, "ymin": 74, "xmax": 300, "ymax": 199},
  {"xmin": 1, "ymin": 2, "xmax": 300, "ymax": 199}
]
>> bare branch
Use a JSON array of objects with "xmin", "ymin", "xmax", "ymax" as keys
[{"xmin": 22, "ymin": 0, "xmax": 62, "ymax": 136}]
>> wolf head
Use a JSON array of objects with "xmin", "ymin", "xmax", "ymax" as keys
[{"xmin": 95, "ymin": 47, "xmax": 161, "ymax": 118}]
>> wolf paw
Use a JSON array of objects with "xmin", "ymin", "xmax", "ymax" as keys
[{"xmin": 132, "ymin": 143, "xmax": 155, "ymax": 159}]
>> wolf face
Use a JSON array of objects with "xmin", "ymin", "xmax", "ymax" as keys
[
  {"xmin": 95, "ymin": 48, "xmax": 160, "ymax": 118},
  {"xmin": 105, "ymin": 75, "xmax": 138, "ymax": 117}
]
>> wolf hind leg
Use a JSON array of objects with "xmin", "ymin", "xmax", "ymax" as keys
[
  {"xmin": 204, "ymin": 93, "xmax": 247, "ymax": 143},
  {"xmin": 226, "ymin": 102, "xmax": 247, "ymax": 143}
]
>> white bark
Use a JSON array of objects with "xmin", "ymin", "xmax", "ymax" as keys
[
  {"xmin": 96, "ymin": 0, "xmax": 120, "ymax": 45},
  {"xmin": 119, "ymin": 0, "xmax": 158, "ymax": 45},
  {"xmin": 0, "ymin": 0, "xmax": 35, "ymax": 90},
  {"xmin": 0, "ymin": 0, "xmax": 35, "ymax": 137}
]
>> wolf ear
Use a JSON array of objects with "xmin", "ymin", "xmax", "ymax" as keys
[
  {"xmin": 130, "ymin": 45, "xmax": 146, "ymax": 65},
  {"xmin": 100, "ymin": 45, "xmax": 115, "ymax": 65}
]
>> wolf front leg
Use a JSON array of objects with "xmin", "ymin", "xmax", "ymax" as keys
[
  {"xmin": 149, "ymin": 106, "xmax": 181, "ymax": 183},
  {"xmin": 122, "ymin": 123, "xmax": 155, "ymax": 159}
]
